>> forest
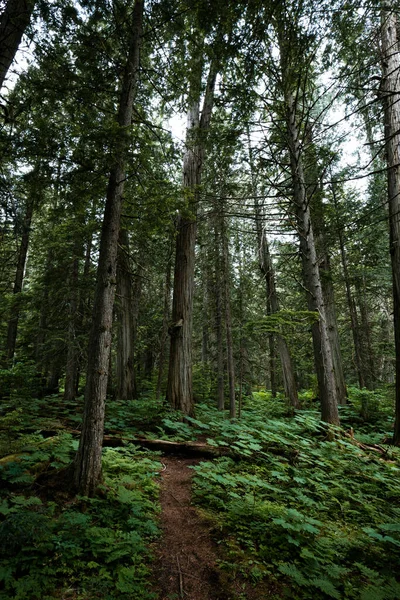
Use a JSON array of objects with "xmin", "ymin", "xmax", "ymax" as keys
[{"xmin": 0, "ymin": 0, "xmax": 400, "ymax": 598}]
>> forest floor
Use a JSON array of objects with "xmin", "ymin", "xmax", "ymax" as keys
[
  {"xmin": 152, "ymin": 456, "xmax": 227, "ymax": 600},
  {"xmin": 1, "ymin": 389, "xmax": 400, "ymax": 599},
  {"xmin": 152, "ymin": 455, "xmax": 273, "ymax": 600}
]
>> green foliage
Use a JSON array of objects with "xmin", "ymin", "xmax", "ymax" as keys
[
  {"xmin": 0, "ymin": 362, "xmax": 42, "ymax": 401},
  {"xmin": 340, "ymin": 387, "xmax": 395, "ymax": 441},
  {"xmin": 189, "ymin": 396, "xmax": 400, "ymax": 599},
  {"xmin": 246, "ymin": 309, "xmax": 319, "ymax": 339},
  {"xmin": 0, "ymin": 437, "xmax": 160, "ymax": 600}
]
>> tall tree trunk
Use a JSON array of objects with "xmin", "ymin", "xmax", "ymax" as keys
[
  {"xmin": 268, "ymin": 328, "xmax": 277, "ymax": 398},
  {"xmin": 381, "ymin": 5, "xmax": 400, "ymax": 444},
  {"xmin": 46, "ymin": 363, "xmax": 60, "ymax": 394},
  {"xmin": 258, "ymin": 223, "xmax": 299, "ymax": 408},
  {"xmin": 64, "ymin": 255, "xmax": 80, "ymax": 401},
  {"xmin": 74, "ymin": 222, "xmax": 95, "ymax": 390},
  {"xmin": 355, "ymin": 277, "xmax": 375, "ymax": 390},
  {"xmin": 201, "ymin": 282, "xmax": 209, "ymax": 365},
  {"xmin": 221, "ymin": 215, "xmax": 236, "ymax": 419},
  {"xmin": 320, "ymin": 254, "xmax": 347, "ymax": 404},
  {"xmin": 274, "ymin": 11, "xmax": 339, "ymax": 424},
  {"xmin": 166, "ymin": 59, "xmax": 217, "ymax": 415},
  {"xmin": 305, "ymin": 127, "xmax": 347, "ymax": 406},
  {"xmin": 214, "ymin": 225, "xmax": 225, "ymax": 410},
  {"xmin": 0, "ymin": 0, "xmax": 35, "ymax": 89},
  {"xmin": 332, "ymin": 183, "xmax": 366, "ymax": 388},
  {"xmin": 35, "ymin": 266, "xmax": 49, "ymax": 374},
  {"xmin": 166, "ymin": 208, "xmax": 197, "ymax": 415},
  {"xmin": 285, "ymin": 91, "xmax": 339, "ymax": 424},
  {"xmin": 115, "ymin": 227, "xmax": 135, "ymax": 400},
  {"xmin": 73, "ymin": 0, "xmax": 143, "ymax": 495},
  {"xmin": 6, "ymin": 195, "xmax": 33, "ymax": 361},
  {"xmin": 247, "ymin": 129, "xmax": 284, "ymax": 401},
  {"xmin": 156, "ymin": 238, "xmax": 173, "ymax": 399}
]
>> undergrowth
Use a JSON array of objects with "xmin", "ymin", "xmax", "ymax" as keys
[
  {"xmin": 0, "ymin": 385, "xmax": 398, "ymax": 599},
  {"xmin": 185, "ymin": 392, "xmax": 400, "ymax": 600},
  {"xmin": 0, "ymin": 432, "xmax": 160, "ymax": 599}
]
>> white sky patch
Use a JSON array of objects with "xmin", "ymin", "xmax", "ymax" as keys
[{"xmin": 167, "ymin": 112, "xmax": 186, "ymax": 144}]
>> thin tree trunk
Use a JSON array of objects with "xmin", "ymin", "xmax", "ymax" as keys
[
  {"xmin": 73, "ymin": 0, "xmax": 143, "ymax": 495},
  {"xmin": 259, "ymin": 226, "xmax": 299, "ymax": 408},
  {"xmin": 355, "ymin": 277, "xmax": 375, "ymax": 390},
  {"xmin": 0, "ymin": 0, "xmax": 35, "ymax": 89},
  {"xmin": 221, "ymin": 216, "xmax": 236, "ymax": 419},
  {"xmin": 46, "ymin": 363, "xmax": 60, "ymax": 394},
  {"xmin": 285, "ymin": 90, "xmax": 339, "ymax": 424},
  {"xmin": 332, "ymin": 183, "xmax": 366, "ymax": 388},
  {"xmin": 305, "ymin": 127, "xmax": 347, "ymax": 406},
  {"xmin": 269, "ymin": 326, "xmax": 277, "ymax": 398},
  {"xmin": 6, "ymin": 195, "xmax": 33, "ymax": 361},
  {"xmin": 201, "ymin": 284, "xmax": 209, "ymax": 365},
  {"xmin": 214, "ymin": 225, "xmax": 225, "ymax": 410},
  {"xmin": 115, "ymin": 227, "xmax": 135, "ymax": 400},
  {"xmin": 361, "ymin": 275, "xmax": 377, "ymax": 386},
  {"xmin": 64, "ymin": 255, "xmax": 80, "ymax": 401},
  {"xmin": 381, "ymin": 4, "xmax": 400, "ymax": 444},
  {"xmin": 166, "ymin": 59, "xmax": 217, "ymax": 415},
  {"xmin": 156, "ymin": 239, "xmax": 173, "ymax": 399},
  {"xmin": 35, "ymin": 272, "xmax": 49, "ymax": 372},
  {"xmin": 248, "ymin": 127, "xmax": 293, "ymax": 402},
  {"xmin": 131, "ymin": 259, "xmax": 144, "ymax": 396},
  {"xmin": 320, "ymin": 254, "xmax": 347, "ymax": 404}
]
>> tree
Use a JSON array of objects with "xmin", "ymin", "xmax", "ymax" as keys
[
  {"xmin": 274, "ymin": 7, "xmax": 339, "ymax": 424},
  {"xmin": 115, "ymin": 227, "xmax": 136, "ymax": 400},
  {"xmin": 73, "ymin": 0, "xmax": 143, "ymax": 495},
  {"xmin": 380, "ymin": 3, "xmax": 400, "ymax": 444},
  {"xmin": 166, "ymin": 39, "xmax": 218, "ymax": 415},
  {"xmin": 5, "ymin": 171, "xmax": 36, "ymax": 362},
  {"xmin": 0, "ymin": 0, "xmax": 35, "ymax": 89}
]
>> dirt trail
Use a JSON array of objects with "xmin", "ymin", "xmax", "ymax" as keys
[{"xmin": 152, "ymin": 456, "xmax": 231, "ymax": 600}]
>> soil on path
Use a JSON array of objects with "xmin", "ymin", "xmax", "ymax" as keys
[{"xmin": 152, "ymin": 456, "xmax": 231, "ymax": 600}]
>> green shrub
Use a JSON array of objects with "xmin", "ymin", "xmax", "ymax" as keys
[{"xmin": 0, "ymin": 442, "xmax": 160, "ymax": 599}]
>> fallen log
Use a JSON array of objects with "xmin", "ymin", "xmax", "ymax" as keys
[
  {"xmin": 344, "ymin": 429, "xmax": 389, "ymax": 456},
  {"xmin": 103, "ymin": 435, "xmax": 230, "ymax": 459}
]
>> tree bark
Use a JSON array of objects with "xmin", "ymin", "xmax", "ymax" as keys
[
  {"xmin": 214, "ymin": 225, "xmax": 225, "ymax": 410},
  {"xmin": 64, "ymin": 255, "xmax": 80, "ymax": 401},
  {"xmin": 355, "ymin": 277, "xmax": 376, "ymax": 390},
  {"xmin": 156, "ymin": 238, "xmax": 173, "ymax": 399},
  {"xmin": 221, "ymin": 215, "xmax": 236, "ymax": 419},
  {"xmin": 258, "ymin": 222, "xmax": 299, "ymax": 408},
  {"xmin": 320, "ymin": 254, "xmax": 347, "ymax": 404},
  {"xmin": 73, "ymin": 0, "xmax": 143, "ymax": 495},
  {"xmin": 285, "ymin": 91, "xmax": 339, "ymax": 424},
  {"xmin": 269, "ymin": 329, "xmax": 277, "ymax": 398},
  {"xmin": 0, "ymin": 0, "xmax": 35, "ymax": 89},
  {"xmin": 332, "ymin": 182, "xmax": 367, "ymax": 388},
  {"xmin": 305, "ymin": 127, "xmax": 347, "ymax": 405},
  {"xmin": 6, "ymin": 195, "xmax": 33, "ymax": 361},
  {"xmin": 115, "ymin": 227, "xmax": 135, "ymax": 400},
  {"xmin": 381, "ymin": 4, "xmax": 400, "ymax": 444},
  {"xmin": 166, "ymin": 58, "xmax": 217, "ymax": 415}
]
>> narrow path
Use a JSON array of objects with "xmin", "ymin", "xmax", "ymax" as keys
[{"xmin": 152, "ymin": 456, "xmax": 231, "ymax": 600}]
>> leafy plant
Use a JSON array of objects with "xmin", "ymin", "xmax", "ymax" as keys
[
  {"xmin": 189, "ymin": 396, "xmax": 400, "ymax": 599},
  {"xmin": 0, "ymin": 441, "xmax": 160, "ymax": 599}
]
